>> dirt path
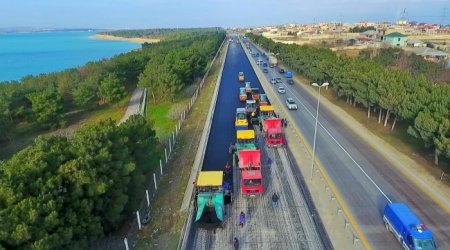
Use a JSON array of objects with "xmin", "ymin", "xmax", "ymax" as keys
[{"xmin": 119, "ymin": 87, "xmax": 144, "ymax": 124}]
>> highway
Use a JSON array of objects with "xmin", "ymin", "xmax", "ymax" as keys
[
  {"xmin": 184, "ymin": 39, "xmax": 328, "ymax": 249},
  {"xmin": 246, "ymin": 41, "xmax": 450, "ymax": 249}
]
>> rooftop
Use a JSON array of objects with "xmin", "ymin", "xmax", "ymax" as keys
[{"xmin": 384, "ymin": 32, "xmax": 407, "ymax": 38}]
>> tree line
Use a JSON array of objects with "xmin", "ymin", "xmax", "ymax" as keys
[
  {"xmin": 0, "ymin": 29, "xmax": 225, "ymax": 141},
  {"xmin": 348, "ymin": 26, "xmax": 376, "ymax": 33},
  {"xmin": 247, "ymin": 33, "xmax": 449, "ymax": 165},
  {"xmin": 100, "ymin": 27, "xmax": 223, "ymax": 41},
  {"xmin": 0, "ymin": 115, "xmax": 157, "ymax": 249}
]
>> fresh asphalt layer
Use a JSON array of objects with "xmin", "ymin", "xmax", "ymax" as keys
[
  {"xmin": 248, "ymin": 43, "xmax": 450, "ymax": 249},
  {"xmin": 201, "ymin": 41, "xmax": 265, "ymax": 172}
]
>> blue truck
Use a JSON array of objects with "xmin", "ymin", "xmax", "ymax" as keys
[
  {"xmin": 383, "ymin": 203, "xmax": 436, "ymax": 250},
  {"xmin": 284, "ymin": 71, "xmax": 292, "ymax": 78}
]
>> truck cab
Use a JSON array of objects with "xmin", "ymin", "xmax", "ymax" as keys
[
  {"xmin": 238, "ymin": 72, "xmax": 244, "ymax": 82},
  {"xmin": 384, "ymin": 203, "xmax": 436, "ymax": 250},
  {"xmin": 195, "ymin": 171, "xmax": 230, "ymax": 228},
  {"xmin": 251, "ymin": 88, "xmax": 260, "ymax": 101},
  {"xmin": 239, "ymin": 87, "xmax": 247, "ymax": 101},
  {"xmin": 235, "ymin": 149, "xmax": 263, "ymax": 196},
  {"xmin": 235, "ymin": 108, "xmax": 248, "ymax": 130},
  {"xmin": 263, "ymin": 119, "xmax": 283, "ymax": 147}
]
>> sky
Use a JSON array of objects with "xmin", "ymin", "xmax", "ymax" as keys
[{"xmin": 1, "ymin": 0, "xmax": 448, "ymax": 29}]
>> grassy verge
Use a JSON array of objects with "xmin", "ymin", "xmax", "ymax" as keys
[
  {"xmin": 134, "ymin": 44, "xmax": 225, "ymax": 249},
  {"xmin": 146, "ymin": 99, "xmax": 189, "ymax": 141}
]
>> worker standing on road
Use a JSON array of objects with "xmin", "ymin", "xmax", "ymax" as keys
[
  {"xmin": 239, "ymin": 212, "xmax": 246, "ymax": 227},
  {"xmin": 272, "ymin": 192, "xmax": 279, "ymax": 208},
  {"xmin": 233, "ymin": 237, "xmax": 239, "ymax": 249}
]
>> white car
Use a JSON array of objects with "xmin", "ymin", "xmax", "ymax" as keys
[
  {"xmin": 286, "ymin": 98, "xmax": 298, "ymax": 110},
  {"xmin": 271, "ymin": 78, "xmax": 276, "ymax": 84},
  {"xmin": 277, "ymin": 86, "xmax": 286, "ymax": 94}
]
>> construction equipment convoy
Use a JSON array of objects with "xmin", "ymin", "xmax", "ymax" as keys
[{"xmin": 384, "ymin": 203, "xmax": 436, "ymax": 250}]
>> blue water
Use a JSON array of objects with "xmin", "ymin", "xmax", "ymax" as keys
[{"xmin": 0, "ymin": 31, "xmax": 140, "ymax": 82}]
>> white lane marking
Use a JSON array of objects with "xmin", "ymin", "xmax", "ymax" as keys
[
  {"xmin": 250, "ymin": 46, "xmax": 392, "ymax": 203},
  {"xmin": 283, "ymin": 79, "xmax": 393, "ymax": 204}
]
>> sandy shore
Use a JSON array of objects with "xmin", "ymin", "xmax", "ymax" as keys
[{"xmin": 91, "ymin": 34, "xmax": 160, "ymax": 44}]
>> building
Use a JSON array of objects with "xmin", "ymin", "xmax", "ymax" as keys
[
  {"xmin": 383, "ymin": 32, "xmax": 407, "ymax": 46},
  {"xmin": 409, "ymin": 47, "xmax": 450, "ymax": 63},
  {"xmin": 360, "ymin": 30, "xmax": 378, "ymax": 39},
  {"xmin": 406, "ymin": 38, "xmax": 425, "ymax": 48}
]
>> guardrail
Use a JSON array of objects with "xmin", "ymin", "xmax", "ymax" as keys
[
  {"xmin": 177, "ymin": 37, "xmax": 229, "ymax": 250},
  {"xmin": 243, "ymin": 40, "xmax": 368, "ymax": 250}
]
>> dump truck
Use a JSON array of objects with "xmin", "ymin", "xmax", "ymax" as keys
[
  {"xmin": 233, "ymin": 149, "xmax": 263, "ymax": 196},
  {"xmin": 239, "ymin": 87, "xmax": 247, "ymax": 101},
  {"xmin": 269, "ymin": 54, "xmax": 277, "ymax": 68},
  {"xmin": 383, "ymin": 203, "xmax": 436, "ymax": 250},
  {"xmin": 263, "ymin": 119, "xmax": 283, "ymax": 147},
  {"xmin": 238, "ymin": 72, "xmax": 244, "ymax": 82},
  {"xmin": 259, "ymin": 94, "xmax": 269, "ymax": 106},
  {"xmin": 235, "ymin": 108, "xmax": 248, "ymax": 130},
  {"xmin": 194, "ymin": 171, "xmax": 231, "ymax": 228},
  {"xmin": 251, "ymin": 88, "xmax": 260, "ymax": 101}
]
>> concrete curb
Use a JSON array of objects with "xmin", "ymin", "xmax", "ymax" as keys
[{"xmin": 177, "ymin": 37, "xmax": 229, "ymax": 250}]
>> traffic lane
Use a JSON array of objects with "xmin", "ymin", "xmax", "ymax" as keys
[
  {"xmin": 202, "ymin": 41, "xmax": 242, "ymax": 171},
  {"xmin": 260, "ymin": 53, "xmax": 450, "ymax": 247},
  {"xmin": 251, "ymin": 43, "xmax": 450, "ymax": 247},
  {"xmin": 266, "ymin": 81, "xmax": 398, "ymax": 248},
  {"xmin": 279, "ymin": 71, "xmax": 450, "ymax": 247},
  {"xmin": 202, "ymin": 41, "xmax": 266, "ymax": 171},
  {"xmin": 248, "ymin": 49, "xmax": 400, "ymax": 247}
]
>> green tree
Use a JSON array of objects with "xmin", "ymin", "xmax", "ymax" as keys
[
  {"xmin": 98, "ymin": 73, "xmax": 125, "ymax": 103},
  {"xmin": 26, "ymin": 89, "xmax": 65, "ymax": 129},
  {"xmin": 72, "ymin": 82, "xmax": 97, "ymax": 109}
]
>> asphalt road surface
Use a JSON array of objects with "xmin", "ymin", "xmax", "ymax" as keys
[
  {"xmin": 185, "ymin": 39, "xmax": 327, "ymax": 249},
  {"xmin": 247, "ymin": 41, "xmax": 450, "ymax": 249}
]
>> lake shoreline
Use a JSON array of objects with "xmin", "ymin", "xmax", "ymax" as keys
[{"xmin": 91, "ymin": 34, "xmax": 160, "ymax": 44}]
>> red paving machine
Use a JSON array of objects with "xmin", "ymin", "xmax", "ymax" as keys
[{"xmin": 233, "ymin": 149, "xmax": 263, "ymax": 196}]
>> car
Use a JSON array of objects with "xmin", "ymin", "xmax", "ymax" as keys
[
  {"xmin": 263, "ymin": 68, "xmax": 268, "ymax": 73},
  {"xmin": 256, "ymin": 53, "xmax": 259, "ymax": 57},
  {"xmin": 287, "ymin": 79, "xmax": 294, "ymax": 85},
  {"xmin": 263, "ymin": 63, "xmax": 267, "ymax": 67},
  {"xmin": 276, "ymin": 78, "xmax": 282, "ymax": 83},
  {"xmin": 277, "ymin": 86, "xmax": 286, "ymax": 94},
  {"xmin": 256, "ymin": 61, "xmax": 261, "ymax": 65},
  {"xmin": 271, "ymin": 78, "xmax": 276, "ymax": 84},
  {"xmin": 279, "ymin": 68, "xmax": 285, "ymax": 73},
  {"xmin": 286, "ymin": 98, "xmax": 298, "ymax": 110}
]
